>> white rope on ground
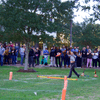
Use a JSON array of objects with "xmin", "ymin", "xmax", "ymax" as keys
[
  {"xmin": 1, "ymin": 79, "xmax": 64, "ymax": 85},
  {"xmin": 0, "ymin": 88, "xmax": 62, "ymax": 93}
]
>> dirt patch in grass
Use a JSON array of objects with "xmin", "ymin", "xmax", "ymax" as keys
[{"xmin": 17, "ymin": 69, "xmax": 37, "ymax": 72}]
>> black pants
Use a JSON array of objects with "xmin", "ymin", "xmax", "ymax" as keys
[
  {"xmin": 55, "ymin": 57, "xmax": 61, "ymax": 67},
  {"xmin": 41, "ymin": 61, "xmax": 47, "ymax": 65},
  {"xmin": 68, "ymin": 62, "xmax": 79, "ymax": 78},
  {"xmin": 93, "ymin": 59, "xmax": 97, "ymax": 67},
  {"xmin": 77, "ymin": 57, "xmax": 82, "ymax": 67},
  {"xmin": 82, "ymin": 57, "xmax": 87, "ymax": 66},
  {"xmin": 29, "ymin": 56, "xmax": 34, "ymax": 67},
  {"xmin": 4, "ymin": 55, "xmax": 9, "ymax": 64}
]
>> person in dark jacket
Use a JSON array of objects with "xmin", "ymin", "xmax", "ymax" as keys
[
  {"xmin": 55, "ymin": 47, "xmax": 61, "ymax": 67},
  {"xmin": 76, "ymin": 49, "xmax": 82, "ymax": 68},
  {"xmin": 98, "ymin": 51, "xmax": 100, "ymax": 67},
  {"xmin": 50, "ymin": 47, "xmax": 56, "ymax": 67},
  {"xmin": 82, "ymin": 47, "xmax": 87, "ymax": 67},
  {"xmin": 35, "ymin": 47, "xmax": 41, "ymax": 65},
  {"xmin": 11, "ymin": 47, "xmax": 16, "ymax": 64},
  {"xmin": 29, "ymin": 47, "xmax": 35, "ymax": 67}
]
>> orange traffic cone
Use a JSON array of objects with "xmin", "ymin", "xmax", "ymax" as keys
[
  {"xmin": 9, "ymin": 72, "xmax": 13, "ymax": 80},
  {"xmin": 94, "ymin": 70, "xmax": 98, "ymax": 77}
]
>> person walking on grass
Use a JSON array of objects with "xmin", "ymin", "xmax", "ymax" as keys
[{"xmin": 67, "ymin": 52, "xmax": 80, "ymax": 78}]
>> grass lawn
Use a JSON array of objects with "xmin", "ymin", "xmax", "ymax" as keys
[{"xmin": 0, "ymin": 66, "xmax": 100, "ymax": 100}]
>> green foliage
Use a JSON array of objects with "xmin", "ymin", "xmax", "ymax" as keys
[{"xmin": 72, "ymin": 21, "xmax": 100, "ymax": 48}]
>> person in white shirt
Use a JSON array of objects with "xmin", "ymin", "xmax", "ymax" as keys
[
  {"xmin": 92, "ymin": 50, "xmax": 98, "ymax": 68},
  {"xmin": 67, "ymin": 52, "xmax": 80, "ymax": 78}
]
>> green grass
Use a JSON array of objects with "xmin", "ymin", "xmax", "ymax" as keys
[{"xmin": 0, "ymin": 66, "xmax": 100, "ymax": 100}]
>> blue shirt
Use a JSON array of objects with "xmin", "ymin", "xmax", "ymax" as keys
[
  {"xmin": 71, "ymin": 49, "xmax": 78, "ymax": 52},
  {"xmin": 0, "ymin": 47, "xmax": 5, "ymax": 55},
  {"xmin": 43, "ymin": 50, "xmax": 49, "ymax": 55}
]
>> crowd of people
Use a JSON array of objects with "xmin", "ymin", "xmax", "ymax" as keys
[
  {"xmin": 0, "ymin": 41, "xmax": 100, "ymax": 69},
  {"xmin": 0, "ymin": 41, "xmax": 26, "ymax": 66},
  {"xmin": 29, "ymin": 45, "xmax": 100, "ymax": 68}
]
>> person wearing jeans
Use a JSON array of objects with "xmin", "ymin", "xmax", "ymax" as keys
[
  {"xmin": 19, "ymin": 45, "xmax": 25, "ymax": 65},
  {"xmin": 82, "ymin": 47, "xmax": 87, "ymax": 67},
  {"xmin": 35, "ymin": 47, "xmax": 41, "ymax": 65},
  {"xmin": 11, "ymin": 47, "xmax": 16, "ymax": 64},
  {"xmin": 67, "ymin": 52, "xmax": 80, "ymax": 78},
  {"xmin": 50, "ymin": 47, "xmax": 56, "ymax": 67},
  {"xmin": 15, "ymin": 43, "xmax": 19, "ymax": 63},
  {"xmin": 43, "ymin": 48, "xmax": 49, "ymax": 62},
  {"xmin": 0, "ymin": 44, "xmax": 5, "ymax": 66},
  {"xmin": 61, "ymin": 46, "xmax": 66, "ymax": 67},
  {"xmin": 87, "ymin": 49, "xmax": 93, "ymax": 68}
]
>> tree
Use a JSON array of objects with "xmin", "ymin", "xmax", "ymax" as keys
[
  {"xmin": 72, "ymin": 20, "xmax": 100, "ymax": 48},
  {"xmin": 0, "ymin": 0, "xmax": 63, "ymax": 70}
]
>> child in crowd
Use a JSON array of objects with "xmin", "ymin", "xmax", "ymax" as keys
[{"xmin": 41, "ymin": 56, "xmax": 48, "ymax": 66}]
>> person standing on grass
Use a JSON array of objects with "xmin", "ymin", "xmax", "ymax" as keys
[
  {"xmin": 61, "ymin": 45, "xmax": 66, "ymax": 67},
  {"xmin": 15, "ymin": 43, "xmax": 19, "ymax": 63},
  {"xmin": 19, "ymin": 45, "xmax": 25, "ymax": 65},
  {"xmin": 67, "ymin": 52, "xmax": 80, "ymax": 78},
  {"xmin": 35, "ymin": 47, "xmax": 41, "ymax": 65},
  {"xmin": 50, "ymin": 47, "xmax": 56, "ymax": 67},
  {"xmin": 92, "ymin": 50, "xmax": 98, "ymax": 68},
  {"xmin": 87, "ymin": 49, "xmax": 93, "ymax": 68},
  {"xmin": 98, "ymin": 51, "xmax": 100, "ymax": 68},
  {"xmin": 55, "ymin": 47, "xmax": 61, "ymax": 68},
  {"xmin": 82, "ymin": 47, "xmax": 87, "ymax": 67},
  {"xmin": 0, "ymin": 44, "xmax": 5, "ymax": 66},
  {"xmin": 76, "ymin": 50, "xmax": 82, "ymax": 68},
  {"xmin": 29, "ymin": 47, "xmax": 35, "ymax": 67},
  {"xmin": 43, "ymin": 48, "xmax": 49, "ymax": 62},
  {"xmin": 4, "ymin": 47, "xmax": 9, "ymax": 65},
  {"xmin": 11, "ymin": 47, "xmax": 16, "ymax": 64}
]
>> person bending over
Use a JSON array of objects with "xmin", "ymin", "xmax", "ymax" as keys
[
  {"xmin": 67, "ymin": 52, "xmax": 80, "ymax": 78},
  {"xmin": 41, "ymin": 56, "xmax": 48, "ymax": 66}
]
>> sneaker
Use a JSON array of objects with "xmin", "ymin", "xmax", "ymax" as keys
[{"xmin": 78, "ymin": 74, "xmax": 80, "ymax": 78}]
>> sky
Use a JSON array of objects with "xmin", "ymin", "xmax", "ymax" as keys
[
  {"xmin": 0, "ymin": 0, "xmax": 100, "ymax": 24},
  {"xmin": 61, "ymin": 0, "xmax": 100, "ymax": 24}
]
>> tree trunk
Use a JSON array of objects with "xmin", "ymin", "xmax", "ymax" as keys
[{"xmin": 24, "ymin": 43, "xmax": 29, "ymax": 70}]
